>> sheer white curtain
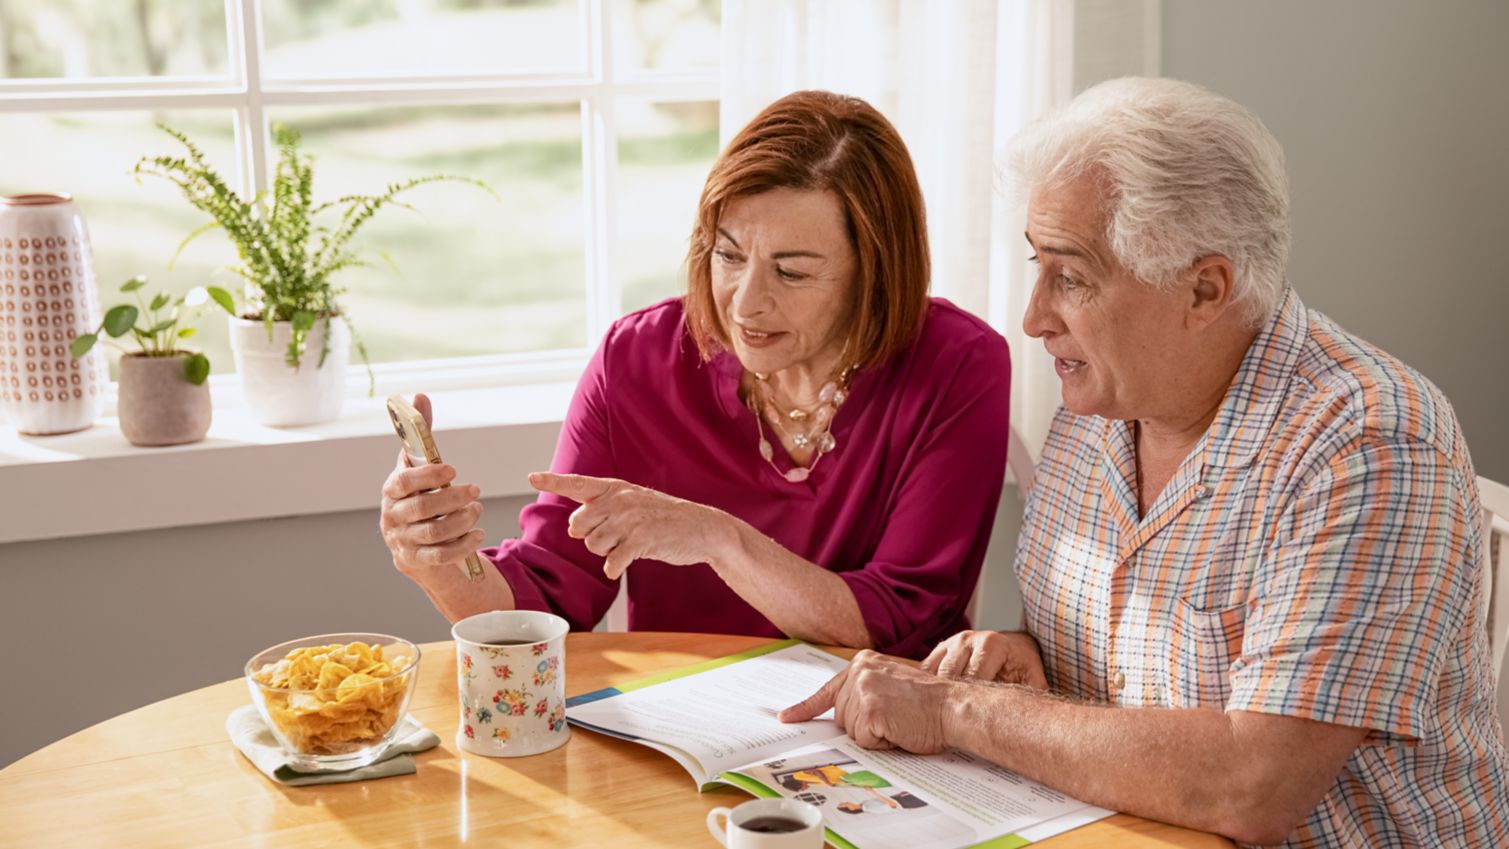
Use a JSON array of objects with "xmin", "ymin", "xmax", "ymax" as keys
[{"xmin": 720, "ymin": 0, "xmax": 1154, "ymax": 453}]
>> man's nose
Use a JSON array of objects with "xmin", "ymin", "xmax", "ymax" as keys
[{"xmin": 1022, "ymin": 277, "xmax": 1054, "ymax": 339}]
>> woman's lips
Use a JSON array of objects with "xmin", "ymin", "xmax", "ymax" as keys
[{"xmin": 738, "ymin": 326, "xmax": 787, "ymax": 348}]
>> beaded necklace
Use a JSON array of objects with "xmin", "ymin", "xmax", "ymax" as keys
[{"xmin": 745, "ymin": 368, "xmax": 852, "ymax": 483}]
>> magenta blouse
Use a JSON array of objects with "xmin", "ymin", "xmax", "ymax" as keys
[{"xmin": 481, "ymin": 297, "xmax": 1011, "ymax": 658}]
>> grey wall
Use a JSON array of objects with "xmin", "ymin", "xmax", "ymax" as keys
[
  {"xmin": 0, "ymin": 499, "xmax": 466, "ymax": 768},
  {"xmin": 1160, "ymin": 0, "xmax": 1509, "ymax": 480},
  {"xmin": 0, "ymin": 488, "xmax": 1026, "ymax": 768}
]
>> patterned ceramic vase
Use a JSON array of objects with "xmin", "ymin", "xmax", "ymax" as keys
[{"xmin": 0, "ymin": 194, "xmax": 107, "ymax": 434}]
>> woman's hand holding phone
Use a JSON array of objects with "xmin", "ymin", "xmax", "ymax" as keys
[{"xmin": 379, "ymin": 393, "xmax": 489, "ymax": 583}]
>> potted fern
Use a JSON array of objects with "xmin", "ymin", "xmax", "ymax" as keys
[{"xmin": 135, "ymin": 123, "xmax": 490, "ymax": 426}]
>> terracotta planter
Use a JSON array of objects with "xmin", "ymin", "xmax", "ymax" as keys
[
  {"xmin": 117, "ymin": 353, "xmax": 211, "ymax": 446},
  {"xmin": 229, "ymin": 316, "xmax": 350, "ymax": 426},
  {"xmin": 0, "ymin": 193, "xmax": 108, "ymax": 434}
]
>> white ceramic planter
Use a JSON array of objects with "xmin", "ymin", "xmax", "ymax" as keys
[{"xmin": 229, "ymin": 316, "xmax": 350, "ymax": 426}]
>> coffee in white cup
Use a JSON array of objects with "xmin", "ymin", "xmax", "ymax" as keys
[{"xmin": 707, "ymin": 798, "xmax": 825, "ymax": 848}]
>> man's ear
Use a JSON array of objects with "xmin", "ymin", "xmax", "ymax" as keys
[{"xmin": 1185, "ymin": 254, "xmax": 1237, "ymax": 330}]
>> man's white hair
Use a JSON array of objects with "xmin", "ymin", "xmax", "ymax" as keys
[{"xmin": 1007, "ymin": 77, "xmax": 1291, "ymax": 326}]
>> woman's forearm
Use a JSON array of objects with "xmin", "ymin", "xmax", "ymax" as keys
[
  {"xmin": 413, "ymin": 558, "xmax": 519, "ymax": 624},
  {"xmin": 707, "ymin": 516, "xmax": 873, "ymax": 648}
]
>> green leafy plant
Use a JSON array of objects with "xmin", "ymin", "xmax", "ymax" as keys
[
  {"xmin": 70, "ymin": 275, "xmax": 233, "ymax": 385},
  {"xmin": 133, "ymin": 122, "xmax": 494, "ymax": 389}
]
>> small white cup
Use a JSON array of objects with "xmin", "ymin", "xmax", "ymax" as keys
[
  {"xmin": 452, "ymin": 610, "xmax": 570, "ymax": 757},
  {"xmin": 707, "ymin": 798, "xmax": 825, "ymax": 849}
]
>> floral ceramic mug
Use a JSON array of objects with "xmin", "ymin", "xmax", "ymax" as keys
[{"xmin": 451, "ymin": 610, "xmax": 570, "ymax": 757}]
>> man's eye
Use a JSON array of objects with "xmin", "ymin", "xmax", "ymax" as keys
[
  {"xmin": 1058, "ymin": 274, "xmax": 1082, "ymax": 290},
  {"xmin": 1028, "ymin": 253, "xmax": 1039, "ymax": 264}
]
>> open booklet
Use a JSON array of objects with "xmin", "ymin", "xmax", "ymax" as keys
[{"xmin": 566, "ymin": 640, "xmax": 1112, "ymax": 849}]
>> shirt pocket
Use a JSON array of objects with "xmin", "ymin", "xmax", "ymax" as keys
[{"xmin": 1167, "ymin": 597, "xmax": 1246, "ymax": 708}]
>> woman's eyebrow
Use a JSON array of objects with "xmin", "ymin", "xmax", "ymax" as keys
[{"xmin": 715, "ymin": 228, "xmax": 824, "ymax": 260}]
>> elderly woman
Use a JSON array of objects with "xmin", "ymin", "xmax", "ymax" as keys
[
  {"xmin": 378, "ymin": 91, "xmax": 1011, "ymax": 658},
  {"xmin": 782, "ymin": 78, "xmax": 1508, "ymax": 846}
]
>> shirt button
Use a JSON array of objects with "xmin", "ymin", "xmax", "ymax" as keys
[
  {"xmin": 1194, "ymin": 485, "xmax": 1211, "ymax": 501},
  {"xmin": 1113, "ymin": 671, "xmax": 1126, "ymax": 690}
]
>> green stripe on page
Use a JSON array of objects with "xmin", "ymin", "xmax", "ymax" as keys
[
  {"xmin": 614, "ymin": 639, "xmax": 802, "ymax": 692},
  {"xmin": 709, "ymin": 771, "xmax": 780, "ymax": 797},
  {"xmin": 967, "ymin": 835, "xmax": 1031, "ymax": 849}
]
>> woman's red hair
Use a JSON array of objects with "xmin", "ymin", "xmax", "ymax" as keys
[{"xmin": 684, "ymin": 91, "xmax": 929, "ymax": 371}]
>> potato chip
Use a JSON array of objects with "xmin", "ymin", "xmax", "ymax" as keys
[{"xmin": 251, "ymin": 640, "xmax": 414, "ymax": 755}]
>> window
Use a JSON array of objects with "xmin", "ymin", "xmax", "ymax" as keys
[{"xmin": 0, "ymin": 0, "xmax": 720, "ymax": 383}]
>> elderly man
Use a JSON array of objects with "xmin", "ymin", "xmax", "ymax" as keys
[{"xmin": 781, "ymin": 77, "xmax": 1508, "ymax": 847}]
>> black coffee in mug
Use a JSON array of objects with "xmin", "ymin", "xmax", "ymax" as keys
[
  {"xmin": 740, "ymin": 816, "xmax": 807, "ymax": 834},
  {"xmin": 484, "ymin": 638, "xmax": 532, "ymax": 646}
]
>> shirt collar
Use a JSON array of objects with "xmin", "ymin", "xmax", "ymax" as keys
[
  {"xmin": 1202, "ymin": 286, "xmax": 1307, "ymax": 469},
  {"xmin": 711, "ymin": 348, "xmax": 746, "ymax": 420}
]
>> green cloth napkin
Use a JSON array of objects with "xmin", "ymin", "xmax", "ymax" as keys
[{"xmin": 226, "ymin": 704, "xmax": 440, "ymax": 786}]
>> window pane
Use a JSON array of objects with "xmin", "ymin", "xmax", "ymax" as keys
[
  {"xmin": 611, "ymin": 0, "xmax": 720, "ymax": 73},
  {"xmin": 269, "ymin": 103, "xmax": 587, "ymax": 361},
  {"xmin": 261, "ymin": 0, "xmax": 584, "ymax": 79},
  {"xmin": 0, "ymin": 111, "xmax": 240, "ymax": 379},
  {"xmin": 617, "ymin": 100, "xmax": 717, "ymax": 314},
  {"xmin": 0, "ymin": 1, "xmax": 228, "ymax": 79}
]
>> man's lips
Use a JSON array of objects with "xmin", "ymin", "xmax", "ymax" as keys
[{"xmin": 1053, "ymin": 356, "xmax": 1087, "ymax": 375}]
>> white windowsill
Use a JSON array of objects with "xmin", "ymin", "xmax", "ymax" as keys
[{"xmin": 0, "ymin": 382, "xmax": 574, "ymax": 545}]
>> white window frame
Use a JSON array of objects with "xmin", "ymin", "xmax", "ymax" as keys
[{"xmin": 0, "ymin": 0, "xmax": 720, "ymax": 401}]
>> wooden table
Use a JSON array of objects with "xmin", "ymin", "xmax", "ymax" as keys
[{"xmin": 0, "ymin": 632, "xmax": 1232, "ymax": 848}]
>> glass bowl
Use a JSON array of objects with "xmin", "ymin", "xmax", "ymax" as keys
[{"xmin": 244, "ymin": 632, "xmax": 421, "ymax": 772}]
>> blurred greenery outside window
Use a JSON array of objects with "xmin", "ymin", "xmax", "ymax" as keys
[{"xmin": 0, "ymin": 0, "xmax": 719, "ymax": 381}]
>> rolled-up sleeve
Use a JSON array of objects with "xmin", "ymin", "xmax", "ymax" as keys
[{"xmin": 1227, "ymin": 436, "xmax": 1473, "ymax": 743}]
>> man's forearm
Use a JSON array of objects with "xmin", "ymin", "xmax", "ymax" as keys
[{"xmin": 942, "ymin": 684, "xmax": 1304, "ymax": 845}]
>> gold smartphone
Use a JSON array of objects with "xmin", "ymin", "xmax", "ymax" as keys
[{"xmin": 386, "ymin": 394, "xmax": 486, "ymax": 583}]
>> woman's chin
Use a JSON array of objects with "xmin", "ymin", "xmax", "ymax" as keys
[{"xmin": 731, "ymin": 347, "xmax": 786, "ymax": 375}]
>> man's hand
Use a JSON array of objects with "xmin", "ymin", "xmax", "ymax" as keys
[
  {"xmin": 921, "ymin": 630, "xmax": 1048, "ymax": 689},
  {"xmin": 778, "ymin": 650, "xmax": 958, "ymax": 753},
  {"xmin": 529, "ymin": 472, "xmax": 738, "ymax": 579}
]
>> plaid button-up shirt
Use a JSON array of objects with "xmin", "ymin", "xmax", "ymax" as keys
[{"xmin": 1016, "ymin": 289, "xmax": 1508, "ymax": 847}]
